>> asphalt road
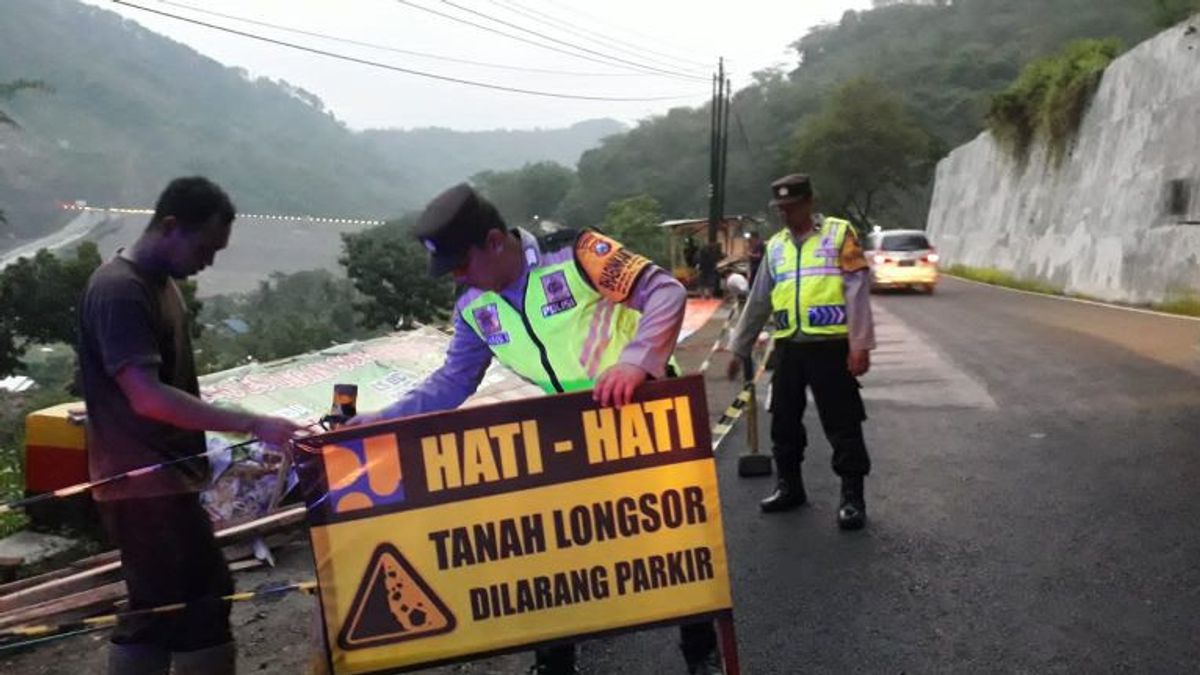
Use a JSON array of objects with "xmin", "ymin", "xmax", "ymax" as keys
[
  {"xmin": 4, "ymin": 277, "xmax": 1198, "ymax": 674},
  {"xmin": 579, "ymin": 277, "xmax": 1200, "ymax": 674}
]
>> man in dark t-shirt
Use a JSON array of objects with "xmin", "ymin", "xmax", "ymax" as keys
[{"xmin": 78, "ymin": 177, "xmax": 302, "ymax": 675}]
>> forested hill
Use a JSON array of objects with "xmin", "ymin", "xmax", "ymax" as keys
[
  {"xmin": 0, "ymin": 0, "xmax": 622, "ymax": 241},
  {"xmin": 557, "ymin": 0, "xmax": 1193, "ymax": 229}
]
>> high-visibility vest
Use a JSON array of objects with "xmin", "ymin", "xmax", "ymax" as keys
[
  {"xmin": 459, "ymin": 245, "xmax": 671, "ymax": 394},
  {"xmin": 767, "ymin": 217, "xmax": 851, "ymax": 339}
]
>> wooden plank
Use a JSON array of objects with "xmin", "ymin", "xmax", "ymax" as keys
[
  {"xmin": 0, "ymin": 506, "xmax": 305, "ymax": 614},
  {"xmin": 0, "ymin": 558, "xmax": 265, "ymax": 630},
  {"xmin": 0, "ymin": 550, "xmax": 120, "ymax": 597}
]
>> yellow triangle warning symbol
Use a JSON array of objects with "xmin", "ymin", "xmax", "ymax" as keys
[{"xmin": 338, "ymin": 543, "xmax": 456, "ymax": 650}]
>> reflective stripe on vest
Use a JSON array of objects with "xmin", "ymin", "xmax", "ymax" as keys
[
  {"xmin": 460, "ymin": 259, "xmax": 648, "ymax": 394},
  {"xmin": 767, "ymin": 218, "xmax": 851, "ymax": 339}
]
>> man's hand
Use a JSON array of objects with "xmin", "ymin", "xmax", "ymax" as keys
[
  {"xmin": 250, "ymin": 415, "xmax": 306, "ymax": 446},
  {"xmin": 594, "ymin": 363, "xmax": 648, "ymax": 408},
  {"xmin": 847, "ymin": 349, "xmax": 870, "ymax": 377}
]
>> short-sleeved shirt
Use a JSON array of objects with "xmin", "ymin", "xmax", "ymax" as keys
[{"xmin": 78, "ymin": 255, "xmax": 209, "ymax": 501}]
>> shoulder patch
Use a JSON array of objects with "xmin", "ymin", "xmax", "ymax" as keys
[
  {"xmin": 575, "ymin": 230, "xmax": 651, "ymax": 303},
  {"xmin": 840, "ymin": 229, "xmax": 869, "ymax": 273}
]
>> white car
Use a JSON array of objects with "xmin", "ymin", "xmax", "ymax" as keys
[{"xmin": 865, "ymin": 229, "xmax": 939, "ymax": 294}]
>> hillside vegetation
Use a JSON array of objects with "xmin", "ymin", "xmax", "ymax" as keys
[{"xmin": 0, "ymin": 0, "xmax": 621, "ymax": 241}]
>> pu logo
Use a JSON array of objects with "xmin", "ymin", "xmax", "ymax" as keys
[{"xmin": 321, "ymin": 434, "xmax": 405, "ymax": 514}]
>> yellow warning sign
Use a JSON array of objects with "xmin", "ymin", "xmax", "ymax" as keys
[
  {"xmin": 298, "ymin": 376, "xmax": 733, "ymax": 675},
  {"xmin": 338, "ymin": 543, "xmax": 456, "ymax": 650}
]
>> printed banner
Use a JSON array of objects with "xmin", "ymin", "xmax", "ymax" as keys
[{"xmin": 295, "ymin": 376, "xmax": 733, "ymax": 674}]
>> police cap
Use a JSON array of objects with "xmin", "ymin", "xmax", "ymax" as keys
[
  {"xmin": 770, "ymin": 173, "xmax": 814, "ymax": 207},
  {"xmin": 413, "ymin": 183, "xmax": 506, "ymax": 276}
]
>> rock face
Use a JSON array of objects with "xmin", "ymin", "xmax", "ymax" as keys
[{"xmin": 926, "ymin": 18, "xmax": 1200, "ymax": 304}]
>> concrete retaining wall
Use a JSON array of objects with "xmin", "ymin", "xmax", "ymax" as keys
[{"xmin": 926, "ymin": 18, "xmax": 1200, "ymax": 304}]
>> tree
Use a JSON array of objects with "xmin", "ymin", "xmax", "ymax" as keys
[
  {"xmin": 340, "ymin": 218, "xmax": 455, "ymax": 331},
  {"xmin": 601, "ymin": 195, "xmax": 669, "ymax": 267},
  {"xmin": 0, "ymin": 79, "xmax": 47, "ymax": 128},
  {"xmin": 471, "ymin": 162, "xmax": 577, "ymax": 230},
  {"xmin": 194, "ymin": 269, "xmax": 376, "ymax": 373},
  {"xmin": 1150, "ymin": 0, "xmax": 1200, "ymax": 27},
  {"xmin": 788, "ymin": 78, "xmax": 936, "ymax": 228},
  {"xmin": 0, "ymin": 242, "xmax": 101, "ymax": 376},
  {"xmin": 0, "ymin": 79, "xmax": 49, "ymax": 233}
]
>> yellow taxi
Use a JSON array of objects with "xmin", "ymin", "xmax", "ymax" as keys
[{"xmin": 865, "ymin": 229, "xmax": 939, "ymax": 294}]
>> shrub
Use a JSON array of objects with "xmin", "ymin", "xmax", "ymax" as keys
[{"xmin": 986, "ymin": 39, "xmax": 1121, "ymax": 163}]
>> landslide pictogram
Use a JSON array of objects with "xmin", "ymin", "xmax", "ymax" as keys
[{"xmin": 339, "ymin": 543, "xmax": 456, "ymax": 650}]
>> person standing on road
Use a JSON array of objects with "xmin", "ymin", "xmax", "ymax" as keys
[
  {"xmin": 78, "ymin": 177, "xmax": 305, "ymax": 675},
  {"xmin": 747, "ymin": 230, "xmax": 765, "ymax": 284},
  {"xmin": 351, "ymin": 184, "xmax": 722, "ymax": 675},
  {"xmin": 725, "ymin": 174, "xmax": 876, "ymax": 530}
]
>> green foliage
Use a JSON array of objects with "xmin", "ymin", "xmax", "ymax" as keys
[
  {"xmin": 788, "ymin": 78, "xmax": 935, "ymax": 228},
  {"xmin": 195, "ymin": 269, "xmax": 379, "ymax": 373},
  {"xmin": 0, "ymin": 242, "xmax": 101, "ymax": 376},
  {"xmin": 340, "ymin": 218, "xmax": 455, "ymax": 331},
  {"xmin": 945, "ymin": 264, "xmax": 1064, "ymax": 295},
  {"xmin": 561, "ymin": 0, "xmax": 1164, "ymax": 232},
  {"xmin": 0, "ymin": 78, "xmax": 48, "ymax": 128},
  {"xmin": 1153, "ymin": 294, "xmax": 1200, "ymax": 317},
  {"xmin": 987, "ymin": 39, "xmax": 1121, "ymax": 162},
  {"xmin": 0, "ymin": 1, "xmax": 617, "ymax": 238},
  {"xmin": 601, "ymin": 195, "xmax": 669, "ymax": 267},
  {"xmin": 471, "ymin": 162, "xmax": 577, "ymax": 230},
  {"xmin": 1150, "ymin": 0, "xmax": 1200, "ymax": 27}
]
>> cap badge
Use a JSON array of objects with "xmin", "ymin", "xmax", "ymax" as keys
[{"xmin": 778, "ymin": 186, "xmax": 789, "ymax": 197}]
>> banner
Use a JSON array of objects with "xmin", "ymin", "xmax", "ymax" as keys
[{"xmin": 296, "ymin": 375, "xmax": 733, "ymax": 674}]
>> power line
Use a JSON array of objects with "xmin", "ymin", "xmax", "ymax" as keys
[
  {"xmin": 489, "ymin": 0, "xmax": 711, "ymax": 73},
  {"xmin": 112, "ymin": 1, "xmax": 706, "ymax": 102},
  {"xmin": 155, "ymin": 0, "xmax": 654, "ymax": 78},
  {"xmin": 436, "ymin": 0, "xmax": 708, "ymax": 81},
  {"xmin": 516, "ymin": 0, "xmax": 716, "ymax": 70},
  {"xmin": 486, "ymin": 0, "xmax": 707, "ymax": 75},
  {"xmin": 394, "ymin": 0, "xmax": 707, "ymax": 83}
]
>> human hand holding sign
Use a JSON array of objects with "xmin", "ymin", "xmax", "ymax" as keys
[{"xmin": 594, "ymin": 363, "xmax": 648, "ymax": 407}]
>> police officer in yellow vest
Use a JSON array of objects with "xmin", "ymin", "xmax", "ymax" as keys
[
  {"xmin": 726, "ymin": 174, "xmax": 875, "ymax": 530},
  {"xmin": 352, "ymin": 184, "xmax": 721, "ymax": 675}
]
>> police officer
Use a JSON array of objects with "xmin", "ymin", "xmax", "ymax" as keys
[
  {"xmin": 353, "ymin": 184, "xmax": 722, "ymax": 675},
  {"xmin": 725, "ymin": 174, "xmax": 875, "ymax": 530}
]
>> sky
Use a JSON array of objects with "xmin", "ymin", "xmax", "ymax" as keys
[{"xmin": 82, "ymin": 0, "xmax": 871, "ymax": 131}]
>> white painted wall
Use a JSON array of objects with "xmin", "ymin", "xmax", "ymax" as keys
[{"xmin": 926, "ymin": 18, "xmax": 1200, "ymax": 304}]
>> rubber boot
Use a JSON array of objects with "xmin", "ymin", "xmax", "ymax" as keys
[
  {"xmin": 107, "ymin": 643, "xmax": 170, "ymax": 675},
  {"xmin": 172, "ymin": 641, "xmax": 237, "ymax": 675},
  {"xmin": 837, "ymin": 476, "xmax": 866, "ymax": 530}
]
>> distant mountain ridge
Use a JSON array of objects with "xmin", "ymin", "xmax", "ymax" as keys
[{"xmin": 0, "ymin": 0, "xmax": 623, "ymax": 244}]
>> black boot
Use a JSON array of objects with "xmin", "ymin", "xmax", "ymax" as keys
[
  {"xmin": 837, "ymin": 476, "xmax": 866, "ymax": 530},
  {"xmin": 759, "ymin": 469, "xmax": 807, "ymax": 513}
]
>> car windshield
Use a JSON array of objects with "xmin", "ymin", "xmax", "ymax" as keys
[{"xmin": 881, "ymin": 234, "xmax": 931, "ymax": 251}]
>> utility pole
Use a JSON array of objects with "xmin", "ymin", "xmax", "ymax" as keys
[{"xmin": 707, "ymin": 58, "xmax": 726, "ymax": 245}]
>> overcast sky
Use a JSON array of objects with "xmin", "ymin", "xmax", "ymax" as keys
[{"xmin": 83, "ymin": 0, "xmax": 870, "ymax": 131}]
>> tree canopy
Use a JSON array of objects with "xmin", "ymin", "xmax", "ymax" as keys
[
  {"xmin": 0, "ymin": 242, "xmax": 101, "ymax": 376},
  {"xmin": 789, "ymin": 78, "xmax": 936, "ymax": 228},
  {"xmin": 340, "ymin": 217, "xmax": 455, "ymax": 331}
]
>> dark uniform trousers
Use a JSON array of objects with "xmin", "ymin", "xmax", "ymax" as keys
[{"xmin": 770, "ymin": 339, "xmax": 871, "ymax": 479}]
